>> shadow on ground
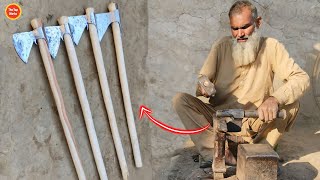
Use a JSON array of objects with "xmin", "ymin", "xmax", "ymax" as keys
[
  {"xmin": 279, "ymin": 162, "xmax": 318, "ymax": 180},
  {"xmin": 167, "ymin": 145, "xmax": 319, "ymax": 180}
]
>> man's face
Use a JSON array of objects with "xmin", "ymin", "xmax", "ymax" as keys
[{"xmin": 230, "ymin": 7, "xmax": 256, "ymax": 43}]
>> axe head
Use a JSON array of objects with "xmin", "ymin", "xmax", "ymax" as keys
[
  {"xmin": 68, "ymin": 15, "xmax": 88, "ymax": 45},
  {"xmin": 12, "ymin": 31, "xmax": 36, "ymax": 63},
  {"xmin": 216, "ymin": 109, "xmax": 244, "ymax": 119},
  {"xmin": 44, "ymin": 26, "xmax": 63, "ymax": 59},
  {"xmin": 95, "ymin": 9, "xmax": 120, "ymax": 42}
]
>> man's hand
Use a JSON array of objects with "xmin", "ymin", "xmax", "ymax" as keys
[
  {"xmin": 198, "ymin": 75, "xmax": 216, "ymax": 97},
  {"xmin": 258, "ymin": 97, "xmax": 279, "ymax": 122},
  {"xmin": 198, "ymin": 85, "xmax": 209, "ymax": 98}
]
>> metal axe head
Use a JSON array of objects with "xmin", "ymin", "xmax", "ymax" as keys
[
  {"xmin": 68, "ymin": 15, "xmax": 88, "ymax": 45},
  {"xmin": 13, "ymin": 26, "xmax": 46, "ymax": 63},
  {"xmin": 12, "ymin": 31, "xmax": 36, "ymax": 63},
  {"xmin": 95, "ymin": 9, "xmax": 120, "ymax": 42},
  {"xmin": 44, "ymin": 26, "xmax": 63, "ymax": 59}
]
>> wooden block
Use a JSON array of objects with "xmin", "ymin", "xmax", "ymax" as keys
[{"xmin": 236, "ymin": 144, "xmax": 279, "ymax": 180}]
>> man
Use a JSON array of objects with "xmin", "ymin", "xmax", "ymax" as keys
[{"xmin": 172, "ymin": 1, "xmax": 310, "ymax": 166}]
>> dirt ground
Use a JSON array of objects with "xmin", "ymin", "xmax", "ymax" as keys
[{"xmin": 164, "ymin": 112, "xmax": 320, "ymax": 180}]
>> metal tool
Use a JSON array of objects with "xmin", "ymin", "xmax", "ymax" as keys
[
  {"xmin": 44, "ymin": 16, "xmax": 109, "ymax": 180},
  {"xmin": 212, "ymin": 109, "xmax": 286, "ymax": 179},
  {"xmin": 66, "ymin": 7, "xmax": 129, "ymax": 180},
  {"xmin": 198, "ymin": 75, "xmax": 216, "ymax": 97},
  {"xmin": 216, "ymin": 109, "xmax": 286, "ymax": 119},
  {"xmin": 12, "ymin": 18, "xmax": 86, "ymax": 180},
  {"xmin": 108, "ymin": 2, "xmax": 143, "ymax": 168}
]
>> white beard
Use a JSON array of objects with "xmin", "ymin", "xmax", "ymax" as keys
[{"xmin": 232, "ymin": 31, "xmax": 261, "ymax": 67}]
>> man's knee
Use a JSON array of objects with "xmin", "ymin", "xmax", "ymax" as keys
[
  {"xmin": 172, "ymin": 92, "xmax": 191, "ymax": 110},
  {"xmin": 283, "ymin": 101, "xmax": 300, "ymax": 131},
  {"xmin": 283, "ymin": 101, "xmax": 300, "ymax": 113}
]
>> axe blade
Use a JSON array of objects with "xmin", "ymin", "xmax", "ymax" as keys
[
  {"xmin": 44, "ymin": 26, "xmax": 62, "ymax": 59},
  {"xmin": 96, "ymin": 10, "xmax": 121, "ymax": 42},
  {"xmin": 95, "ymin": 13, "xmax": 111, "ymax": 42},
  {"xmin": 12, "ymin": 31, "xmax": 36, "ymax": 63},
  {"xmin": 68, "ymin": 15, "xmax": 87, "ymax": 45}
]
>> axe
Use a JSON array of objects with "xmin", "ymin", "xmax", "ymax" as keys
[
  {"xmin": 216, "ymin": 109, "xmax": 286, "ymax": 119},
  {"xmin": 67, "ymin": 6, "xmax": 129, "ymax": 179},
  {"xmin": 12, "ymin": 19, "xmax": 86, "ymax": 180},
  {"xmin": 108, "ymin": 2, "xmax": 143, "ymax": 168},
  {"xmin": 44, "ymin": 17, "xmax": 108, "ymax": 180}
]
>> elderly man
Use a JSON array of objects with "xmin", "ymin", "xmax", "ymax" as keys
[{"xmin": 173, "ymin": 0, "xmax": 310, "ymax": 166}]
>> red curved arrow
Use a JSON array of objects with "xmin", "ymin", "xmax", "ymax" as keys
[{"xmin": 139, "ymin": 105, "xmax": 210, "ymax": 135}]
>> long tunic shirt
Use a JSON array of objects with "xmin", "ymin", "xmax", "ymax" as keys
[{"xmin": 197, "ymin": 36, "xmax": 310, "ymax": 111}]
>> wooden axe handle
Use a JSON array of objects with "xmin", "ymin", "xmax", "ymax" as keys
[
  {"xmin": 108, "ymin": 2, "xmax": 143, "ymax": 168},
  {"xmin": 85, "ymin": 8, "xmax": 129, "ymax": 180},
  {"xmin": 30, "ymin": 18, "xmax": 86, "ymax": 180},
  {"xmin": 58, "ymin": 16, "xmax": 108, "ymax": 180}
]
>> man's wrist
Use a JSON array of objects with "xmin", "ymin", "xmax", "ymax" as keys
[{"xmin": 270, "ymin": 96, "xmax": 279, "ymax": 105}]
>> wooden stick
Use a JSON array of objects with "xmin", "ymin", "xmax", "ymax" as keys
[
  {"xmin": 30, "ymin": 18, "xmax": 86, "ymax": 180},
  {"xmin": 58, "ymin": 16, "xmax": 108, "ymax": 180},
  {"xmin": 108, "ymin": 2, "xmax": 143, "ymax": 168},
  {"xmin": 85, "ymin": 8, "xmax": 129, "ymax": 180}
]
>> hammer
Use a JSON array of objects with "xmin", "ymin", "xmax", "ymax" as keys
[{"xmin": 216, "ymin": 109, "xmax": 286, "ymax": 119}]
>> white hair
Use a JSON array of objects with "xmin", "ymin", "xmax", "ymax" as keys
[{"xmin": 231, "ymin": 30, "xmax": 261, "ymax": 66}]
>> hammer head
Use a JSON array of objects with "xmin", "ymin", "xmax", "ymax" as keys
[
  {"xmin": 198, "ymin": 75, "xmax": 216, "ymax": 97},
  {"xmin": 216, "ymin": 109, "xmax": 244, "ymax": 119}
]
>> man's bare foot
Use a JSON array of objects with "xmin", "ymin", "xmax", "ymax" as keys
[{"xmin": 225, "ymin": 148, "xmax": 237, "ymax": 166}]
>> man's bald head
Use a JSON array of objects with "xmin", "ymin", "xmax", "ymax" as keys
[{"xmin": 229, "ymin": 1, "xmax": 258, "ymax": 20}]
